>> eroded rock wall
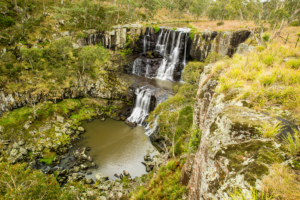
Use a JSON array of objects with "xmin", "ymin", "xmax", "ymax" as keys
[
  {"xmin": 189, "ymin": 30, "xmax": 251, "ymax": 61},
  {"xmin": 185, "ymin": 65, "xmax": 291, "ymax": 199},
  {"xmin": 0, "ymin": 76, "xmax": 133, "ymax": 115}
]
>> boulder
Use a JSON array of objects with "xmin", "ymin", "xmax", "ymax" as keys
[
  {"xmin": 96, "ymin": 174, "xmax": 109, "ymax": 182},
  {"xmin": 78, "ymin": 127, "xmax": 85, "ymax": 133},
  {"xmin": 87, "ymin": 156, "xmax": 93, "ymax": 162},
  {"xmin": 86, "ymin": 178, "xmax": 94, "ymax": 184},
  {"xmin": 80, "ymin": 164, "xmax": 88, "ymax": 170},
  {"xmin": 57, "ymin": 116, "xmax": 64, "ymax": 123},
  {"xmin": 19, "ymin": 147, "xmax": 28, "ymax": 155},
  {"xmin": 12, "ymin": 142, "xmax": 20, "ymax": 149},
  {"xmin": 18, "ymin": 140, "xmax": 25, "ymax": 146},
  {"xmin": 128, "ymin": 122, "xmax": 137, "ymax": 127},
  {"xmin": 86, "ymin": 170, "xmax": 92, "ymax": 175},
  {"xmin": 123, "ymin": 170, "xmax": 130, "ymax": 176},
  {"xmin": 10, "ymin": 149, "xmax": 18, "ymax": 157}
]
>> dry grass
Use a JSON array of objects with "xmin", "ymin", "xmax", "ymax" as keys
[
  {"xmin": 213, "ymin": 43, "xmax": 300, "ymax": 123},
  {"xmin": 191, "ymin": 20, "xmax": 255, "ymax": 31},
  {"xmin": 262, "ymin": 163, "xmax": 300, "ymax": 200}
]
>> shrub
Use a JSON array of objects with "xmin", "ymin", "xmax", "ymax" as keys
[
  {"xmin": 0, "ymin": 162, "xmax": 61, "ymax": 199},
  {"xmin": 188, "ymin": 125, "xmax": 201, "ymax": 152},
  {"xmin": 227, "ymin": 186, "xmax": 273, "ymax": 200},
  {"xmin": 290, "ymin": 21, "xmax": 300, "ymax": 26},
  {"xmin": 217, "ymin": 21, "xmax": 225, "ymax": 26},
  {"xmin": 287, "ymin": 59, "xmax": 300, "ymax": 69},
  {"xmin": 40, "ymin": 151, "xmax": 57, "ymax": 164},
  {"xmin": 153, "ymin": 26, "xmax": 160, "ymax": 33},
  {"xmin": 262, "ymin": 33, "xmax": 270, "ymax": 42},
  {"xmin": 0, "ymin": 16, "xmax": 15, "ymax": 29}
]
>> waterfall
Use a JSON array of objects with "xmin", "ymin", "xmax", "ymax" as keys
[
  {"xmin": 156, "ymin": 28, "xmax": 190, "ymax": 81},
  {"xmin": 127, "ymin": 88, "xmax": 152, "ymax": 125},
  {"xmin": 170, "ymin": 31, "xmax": 176, "ymax": 55},
  {"xmin": 155, "ymin": 28, "xmax": 164, "ymax": 53},
  {"xmin": 164, "ymin": 30, "xmax": 171, "ymax": 57},
  {"xmin": 143, "ymin": 28, "xmax": 149, "ymax": 53},
  {"xmin": 132, "ymin": 58, "xmax": 142, "ymax": 75},
  {"xmin": 183, "ymin": 32, "xmax": 188, "ymax": 66}
]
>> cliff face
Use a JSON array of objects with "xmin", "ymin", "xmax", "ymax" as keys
[
  {"xmin": 184, "ymin": 65, "xmax": 297, "ymax": 199},
  {"xmin": 189, "ymin": 30, "xmax": 251, "ymax": 61},
  {"xmin": 0, "ymin": 76, "xmax": 133, "ymax": 115}
]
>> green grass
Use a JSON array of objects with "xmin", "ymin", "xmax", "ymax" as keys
[
  {"xmin": 40, "ymin": 152, "xmax": 56, "ymax": 165},
  {"xmin": 282, "ymin": 130, "xmax": 300, "ymax": 156},
  {"xmin": 129, "ymin": 160, "xmax": 187, "ymax": 199}
]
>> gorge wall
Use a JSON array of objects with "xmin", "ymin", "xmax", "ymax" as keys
[{"xmin": 181, "ymin": 64, "xmax": 299, "ymax": 199}]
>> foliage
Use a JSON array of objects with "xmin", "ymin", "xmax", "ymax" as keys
[
  {"xmin": 227, "ymin": 186, "xmax": 273, "ymax": 200},
  {"xmin": 282, "ymin": 130, "xmax": 300, "ymax": 156},
  {"xmin": 217, "ymin": 21, "xmax": 225, "ymax": 26},
  {"xmin": 263, "ymin": 33, "xmax": 270, "ymax": 42},
  {"xmin": 129, "ymin": 160, "xmax": 187, "ymax": 199},
  {"xmin": 0, "ymin": 15, "xmax": 15, "ymax": 29},
  {"xmin": 262, "ymin": 163, "xmax": 300, "ymax": 200},
  {"xmin": 182, "ymin": 61, "xmax": 205, "ymax": 84},
  {"xmin": 40, "ymin": 151, "xmax": 57, "ymax": 165},
  {"xmin": 153, "ymin": 26, "xmax": 160, "ymax": 33},
  {"xmin": 188, "ymin": 125, "xmax": 201, "ymax": 152},
  {"xmin": 255, "ymin": 122, "xmax": 284, "ymax": 138},
  {"xmin": 0, "ymin": 162, "xmax": 61, "ymax": 199}
]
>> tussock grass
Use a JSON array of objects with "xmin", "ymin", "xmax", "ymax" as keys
[
  {"xmin": 282, "ymin": 129, "xmax": 300, "ymax": 156},
  {"xmin": 262, "ymin": 163, "xmax": 300, "ymax": 200},
  {"xmin": 214, "ymin": 43, "xmax": 300, "ymax": 123},
  {"xmin": 255, "ymin": 122, "xmax": 284, "ymax": 138},
  {"xmin": 227, "ymin": 186, "xmax": 273, "ymax": 200}
]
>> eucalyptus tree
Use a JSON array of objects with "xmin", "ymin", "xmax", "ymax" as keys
[
  {"xmin": 190, "ymin": 0, "xmax": 210, "ymax": 21},
  {"xmin": 227, "ymin": 0, "xmax": 300, "ymax": 45}
]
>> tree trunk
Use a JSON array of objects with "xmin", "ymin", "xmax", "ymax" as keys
[
  {"xmin": 61, "ymin": 0, "xmax": 63, "ymax": 5},
  {"xmin": 43, "ymin": 0, "xmax": 45, "ymax": 11},
  {"xmin": 172, "ymin": 132, "xmax": 175, "ymax": 158},
  {"xmin": 14, "ymin": 0, "xmax": 18, "ymax": 12}
]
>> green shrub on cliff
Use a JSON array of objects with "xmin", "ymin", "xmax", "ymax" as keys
[{"xmin": 129, "ymin": 160, "xmax": 187, "ymax": 199}]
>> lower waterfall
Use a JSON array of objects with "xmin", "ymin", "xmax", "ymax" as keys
[{"xmin": 127, "ymin": 87, "xmax": 152, "ymax": 125}]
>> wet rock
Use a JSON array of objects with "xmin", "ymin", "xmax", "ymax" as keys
[
  {"xmin": 142, "ymin": 162, "xmax": 154, "ymax": 172},
  {"xmin": 86, "ymin": 170, "xmax": 92, "ymax": 175},
  {"xmin": 144, "ymin": 154, "xmax": 151, "ymax": 161},
  {"xmin": 87, "ymin": 156, "xmax": 93, "ymax": 162},
  {"xmin": 101, "ymin": 117, "xmax": 106, "ymax": 122},
  {"xmin": 91, "ymin": 162, "xmax": 96, "ymax": 167},
  {"xmin": 99, "ymin": 196, "xmax": 107, "ymax": 200},
  {"xmin": 119, "ymin": 173, "xmax": 123, "ymax": 179},
  {"xmin": 80, "ymin": 163, "xmax": 88, "ymax": 170},
  {"xmin": 71, "ymin": 173, "xmax": 84, "ymax": 182},
  {"xmin": 123, "ymin": 170, "xmax": 130, "ymax": 176},
  {"xmin": 86, "ymin": 147, "xmax": 91, "ymax": 151},
  {"xmin": 114, "ymin": 174, "xmax": 119, "ymax": 178},
  {"xmin": 19, "ymin": 147, "xmax": 28, "ymax": 155},
  {"xmin": 86, "ymin": 178, "xmax": 94, "ymax": 184},
  {"xmin": 128, "ymin": 122, "xmax": 137, "ymax": 127},
  {"xmin": 78, "ymin": 127, "xmax": 85, "ymax": 133},
  {"xmin": 96, "ymin": 174, "xmax": 109, "ymax": 182},
  {"xmin": 57, "ymin": 116, "xmax": 64, "ymax": 123}
]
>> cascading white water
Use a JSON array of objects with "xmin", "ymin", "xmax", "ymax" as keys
[
  {"xmin": 132, "ymin": 58, "xmax": 142, "ymax": 75},
  {"xmin": 143, "ymin": 28, "xmax": 150, "ymax": 53},
  {"xmin": 155, "ymin": 28, "xmax": 164, "ymax": 53},
  {"xmin": 156, "ymin": 28, "xmax": 190, "ymax": 81},
  {"xmin": 183, "ymin": 32, "xmax": 188, "ymax": 66},
  {"xmin": 127, "ymin": 88, "xmax": 152, "ymax": 125},
  {"xmin": 164, "ymin": 30, "xmax": 171, "ymax": 57}
]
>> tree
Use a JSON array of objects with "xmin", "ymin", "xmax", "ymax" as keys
[
  {"xmin": 78, "ymin": 44, "xmax": 110, "ymax": 74},
  {"xmin": 190, "ymin": 0, "xmax": 210, "ymax": 21},
  {"xmin": 21, "ymin": 48, "xmax": 43, "ymax": 71},
  {"xmin": 227, "ymin": 0, "xmax": 300, "ymax": 45},
  {"xmin": 50, "ymin": 37, "xmax": 73, "ymax": 61},
  {"xmin": 0, "ymin": 163, "xmax": 60, "ymax": 199}
]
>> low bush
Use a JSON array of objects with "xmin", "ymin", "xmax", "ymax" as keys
[
  {"xmin": 217, "ymin": 21, "xmax": 225, "ymax": 26},
  {"xmin": 282, "ymin": 130, "xmax": 300, "ymax": 156},
  {"xmin": 0, "ymin": 16, "xmax": 15, "ymax": 29}
]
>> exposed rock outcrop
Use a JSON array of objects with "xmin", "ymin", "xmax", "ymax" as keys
[{"xmin": 185, "ymin": 65, "xmax": 297, "ymax": 199}]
